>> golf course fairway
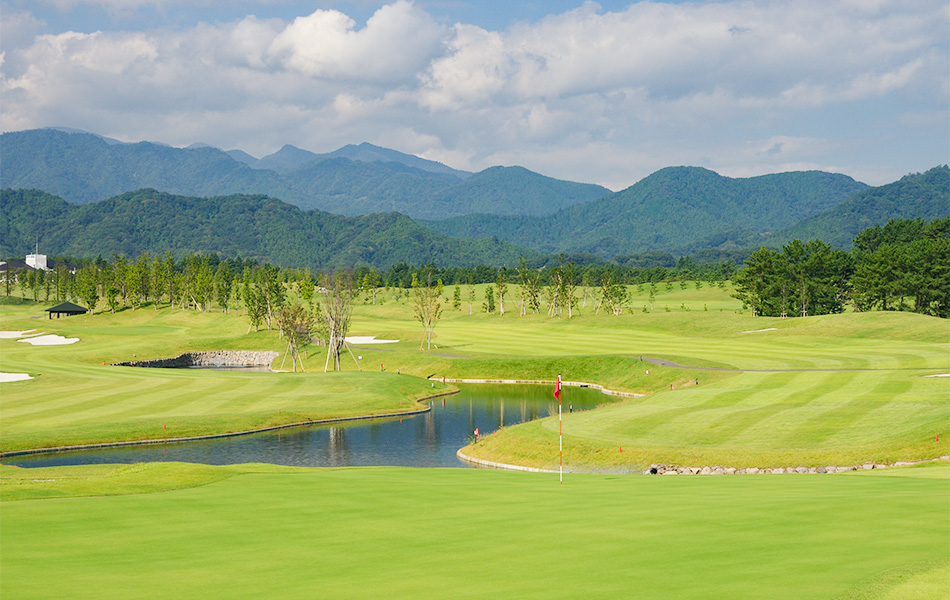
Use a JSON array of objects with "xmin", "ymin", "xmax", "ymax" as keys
[{"xmin": 1, "ymin": 462, "xmax": 947, "ymax": 599}]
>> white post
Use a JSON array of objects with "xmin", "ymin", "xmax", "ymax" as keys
[{"xmin": 558, "ymin": 374, "xmax": 563, "ymax": 484}]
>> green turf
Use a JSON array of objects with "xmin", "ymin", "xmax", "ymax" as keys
[
  {"xmin": 1, "ymin": 462, "xmax": 947, "ymax": 600},
  {"xmin": 2, "ymin": 286, "xmax": 948, "ymax": 468},
  {"xmin": 0, "ymin": 304, "xmax": 451, "ymax": 452}
]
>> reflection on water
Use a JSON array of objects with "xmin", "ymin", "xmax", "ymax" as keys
[{"xmin": 5, "ymin": 384, "xmax": 609, "ymax": 469}]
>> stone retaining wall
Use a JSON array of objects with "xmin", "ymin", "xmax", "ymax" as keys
[
  {"xmin": 114, "ymin": 350, "xmax": 279, "ymax": 369},
  {"xmin": 644, "ymin": 456, "xmax": 949, "ymax": 475}
]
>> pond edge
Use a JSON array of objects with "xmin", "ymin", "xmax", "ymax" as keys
[{"xmin": 0, "ymin": 389, "xmax": 459, "ymax": 458}]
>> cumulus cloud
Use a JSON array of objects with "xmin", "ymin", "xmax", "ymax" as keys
[{"xmin": 1, "ymin": 0, "xmax": 947, "ymax": 186}]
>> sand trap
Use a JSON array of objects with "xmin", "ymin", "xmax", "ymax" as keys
[
  {"xmin": 0, "ymin": 329, "xmax": 39, "ymax": 339},
  {"xmin": 0, "ymin": 373, "xmax": 33, "ymax": 382},
  {"xmin": 17, "ymin": 334, "xmax": 79, "ymax": 346},
  {"xmin": 740, "ymin": 328, "xmax": 778, "ymax": 334},
  {"xmin": 345, "ymin": 336, "xmax": 400, "ymax": 344},
  {"xmin": 924, "ymin": 374, "xmax": 950, "ymax": 378}
]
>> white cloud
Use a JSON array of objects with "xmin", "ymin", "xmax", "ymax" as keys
[
  {"xmin": 1, "ymin": 0, "xmax": 947, "ymax": 188},
  {"xmin": 269, "ymin": 1, "xmax": 445, "ymax": 83}
]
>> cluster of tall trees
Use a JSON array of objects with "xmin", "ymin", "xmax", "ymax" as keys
[{"xmin": 732, "ymin": 217, "xmax": 949, "ymax": 318}]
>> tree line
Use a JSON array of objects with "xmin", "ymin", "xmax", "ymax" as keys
[{"xmin": 732, "ymin": 217, "xmax": 949, "ymax": 318}]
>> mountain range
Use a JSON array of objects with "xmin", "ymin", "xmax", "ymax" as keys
[
  {"xmin": 1, "ymin": 127, "xmax": 946, "ymax": 266},
  {"xmin": 421, "ymin": 167, "xmax": 878, "ymax": 256},
  {"xmin": 0, "ymin": 188, "xmax": 538, "ymax": 269},
  {"xmin": 0, "ymin": 129, "xmax": 608, "ymax": 219}
]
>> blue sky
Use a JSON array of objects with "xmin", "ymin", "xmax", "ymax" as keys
[{"xmin": 2, "ymin": 0, "xmax": 947, "ymax": 189}]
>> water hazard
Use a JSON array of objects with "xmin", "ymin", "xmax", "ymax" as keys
[{"xmin": 5, "ymin": 384, "xmax": 611, "ymax": 469}]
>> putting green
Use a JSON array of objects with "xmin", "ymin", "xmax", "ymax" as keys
[{"xmin": 1, "ymin": 462, "xmax": 947, "ymax": 600}]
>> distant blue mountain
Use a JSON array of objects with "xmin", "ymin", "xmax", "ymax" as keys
[{"xmin": 0, "ymin": 129, "xmax": 608, "ymax": 219}]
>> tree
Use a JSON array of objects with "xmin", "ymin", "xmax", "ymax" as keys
[
  {"xmin": 483, "ymin": 285, "xmax": 496, "ymax": 313},
  {"xmin": 214, "ymin": 263, "xmax": 234, "ymax": 312},
  {"xmin": 562, "ymin": 260, "xmax": 577, "ymax": 318},
  {"xmin": 413, "ymin": 275, "xmax": 443, "ymax": 350},
  {"xmin": 362, "ymin": 268, "xmax": 381, "ymax": 305},
  {"xmin": 467, "ymin": 275, "xmax": 476, "ymax": 315},
  {"xmin": 452, "ymin": 283, "xmax": 462, "ymax": 310},
  {"xmin": 318, "ymin": 271, "xmax": 352, "ymax": 371},
  {"xmin": 77, "ymin": 264, "xmax": 99, "ymax": 314},
  {"xmin": 496, "ymin": 268, "xmax": 508, "ymax": 316},
  {"xmin": 278, "ymin": 304, "xmax": 313, "ymax": 372},
  {"xmin": 243, "ymin": 270, "xmax": 267, "ymax": 332}
]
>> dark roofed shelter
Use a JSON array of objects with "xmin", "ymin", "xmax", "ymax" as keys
[{"xmin": 45, "ymin": 302, "xmax": 89, "ymax": 319}]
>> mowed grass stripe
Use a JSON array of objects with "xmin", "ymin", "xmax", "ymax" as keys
[
  {"xmin": 707, "ymin": 372, "xmax": 861, "ymax": 445},
  {"xmin": 2, "ymin": 464, "xmax": 947, "ymax": 600}
]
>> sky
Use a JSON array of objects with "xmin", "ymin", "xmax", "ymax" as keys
[{"xmin": 1, "ymin": 0, "xmax": 947, "ymax": 190}]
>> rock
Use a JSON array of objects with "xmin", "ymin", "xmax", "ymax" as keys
[
  {"xmin": 700, "ymin": 466, "xmax": 712, "ymax": 475},
  {"xmin": 808, "ymin": 467, "xmax": 818, "ymax": 474},
  {"xmin": 662, "ymin": 470, "xmax": 678, "ymax": 475},
  {"xmin": 771, "ymin": 468, "xmax": 785, "ymax": 474},
  {"xmin": 817, "ymin": 466, "xmax": 827, "ymax": 473},
  {"xmin": 690, "ymin": 467, "xmax": 701, "ymax": 475},
  {"xmin": 747, "ymin": 467, "xmax": 760, "ymax": 474},
  {"xmin": 862, "ymin": 463, "xmax": 874, "ymax": 470},
  {"xmin": 796, "ymin": 467, "xmax": 809, "ymax": 474},
  {"xmin": 724, "ymin": 467, "xmax": 736, "ymax": 475},
  {"xmin": 114, "ymin": 350, "xmax": 279, "ymax": 369}
]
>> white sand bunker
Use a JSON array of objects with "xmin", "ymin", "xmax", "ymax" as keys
[
  {"xmin": 741, "ymin": 328, "xmax": 778, "ymax": 334},
  {"xmin": 0, "ymin": 330, "xmax": 39, "ymax": 339},
  {"xmin": 17, "ymin": 334, "xmax": 79, "ymax": 346},
  {"xmin": 924, "ymin": 374, "xmax": 950, "ymax": 378},
  {"xmin": 345, "ymin": 336, "xmax": 400, "ymax": 344},
  {"xmin": 0, "ymin": 373, "xmax": 33, "ymax": 382}
]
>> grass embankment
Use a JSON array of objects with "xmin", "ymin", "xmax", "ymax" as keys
[
  {"xmin": 1, "ymin": 461, "xmax": 947, "ymax": 600},
  {"xmin": 0, "ymin": 304, "xmax": 450, "ymax": 453}
]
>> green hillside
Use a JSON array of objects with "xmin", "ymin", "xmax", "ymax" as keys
[
  {"xmin": 774, "ymin": 166, "xmax": 950, "ymax": 248},
  {"xmin": 425, "ymin": 167, "xmax": 868, "ymax": 257},
  {"xmin": 0, "ymin": 188, "xmax": 538, "ymax": 268},
  {"xmin": 0, "ymin": 129, "xmax": 607, "ymax": 219}
]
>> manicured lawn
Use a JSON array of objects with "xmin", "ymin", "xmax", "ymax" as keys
[
  {"xmin": 0, "ymin": 304, "xmax": 450, "ymax": 453},
  {"xmin": 2, "ymin": 288, "xmax": 948, "ymax": 468},
  {"xmin": 1, "ymin": 462, "xmax": 947, "ymax": 600}
]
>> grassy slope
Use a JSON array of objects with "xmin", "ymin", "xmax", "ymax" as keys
[
  {"xmin": 1, "ymin": 462, "xmax": 947, "ymax": 600},
  {"xmin": 0, "ymin": 303, "xmax": 450, "ymax": 452}
]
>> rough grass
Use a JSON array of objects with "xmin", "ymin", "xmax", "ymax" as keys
[{"xmin": 1, "ymin": 462, "xmax": 947, "ymax": 600}]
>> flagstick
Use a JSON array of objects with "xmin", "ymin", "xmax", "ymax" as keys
[{"xmin": 558, "ymin": 373, "xmax": 563, "ymax": 484}]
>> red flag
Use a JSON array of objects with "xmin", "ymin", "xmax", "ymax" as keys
[{"xmin": 554, "ymin": 375, "xmax": 561, "ymax": 401}]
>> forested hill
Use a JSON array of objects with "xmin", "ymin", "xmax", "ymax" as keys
[
  {"xmin": 0, "ymin": 129, "xmax": 609, "ymax": 219},
  {"xmin": 0, "ymin": 189, "xmax": 538, "ymax": 268},
  {"xmin": 772, "ymin": 166, "xmax": 950, "ymax": 248},
  {"xmin": 423, "ymin": 167, "xmax": 869, "ymax": 258}
]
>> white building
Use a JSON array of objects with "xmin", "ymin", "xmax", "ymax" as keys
[{"xmin": 26, "ymin": 253, "xmax": 50, "ymax": 271}]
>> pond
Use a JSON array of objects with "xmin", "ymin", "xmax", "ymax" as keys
[{"xmin": 5, "ymin": 384, "xmax": 611, "ymax": 469}]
